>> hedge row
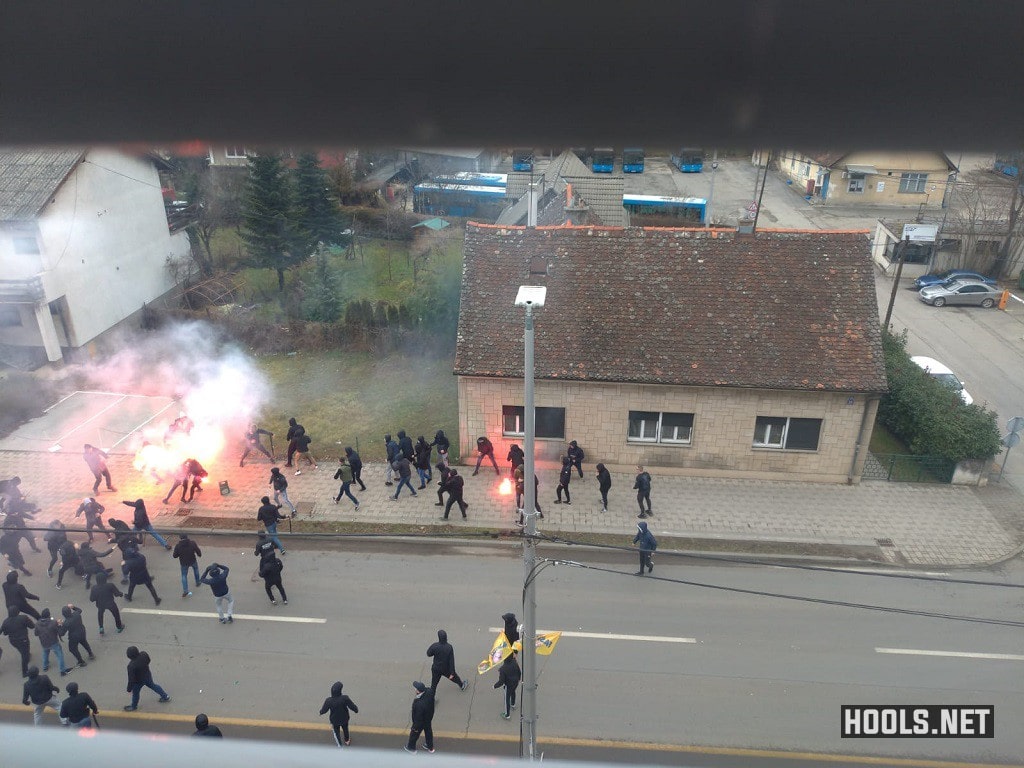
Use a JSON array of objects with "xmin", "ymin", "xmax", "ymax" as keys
[{"xmin": 877, "ymin": 331, "xmax": 1001, "ymax": 463}]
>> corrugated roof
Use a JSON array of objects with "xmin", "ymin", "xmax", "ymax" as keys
[
  {"xmin": 0, "ymin": 148, "xmax": 85, "ymax": 221},
  {"xmin": 455, "ymin": 224, "xmax": 887, "ymax": 393}
]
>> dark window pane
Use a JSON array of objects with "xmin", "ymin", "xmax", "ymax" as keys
[
  {"xmin": 535, "ymin": 407, "xmax": 565, "ymax": 439},
  {"xmin": 502, "ymin": 405, "xmax": 524, "ymax": 435},
  {"xmin": 785, "ymin": 418, "xmax": 821, "ymax": 450},
  {"xmin": 628, "ymin": 410, "xmax": 659, "ymax": 440},
  {"xmin": 660, "ymin": 412, "xmax": 693, "ymax": 442}
]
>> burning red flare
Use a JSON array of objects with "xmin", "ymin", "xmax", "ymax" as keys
[{"xmin": 498, "ymin": 478, "xmax": 513, "ymax": 496}]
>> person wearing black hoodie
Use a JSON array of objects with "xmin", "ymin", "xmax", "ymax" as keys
[
  {"xmin": 257, "ymin": 496, "xmax": 288, "ymax": 554},
  {"xmin": 434, "ymin": 462, "xmax": 453, "ymax": 507},
  {"xmin": 60, "ymin": 681, "xmax": 98, "ymax": 728},
  {"xmin": 22, "ymin": 665, "xmax": 63, "ymax": 725},
  {"xmin": 319, "ymin": 680, "xmax": 359, "ymax": 746},
  {"xmin": 567, "ymin": 440, "xmax": 585, "ymax": 478},
  {"xmin": 75, "ymin": 497, "xmax": 109, "ymax": 543},
  {"xmin": 632, "ymin": 520, "xmax": 657, "ymax": 576},
  {"xmin": 554, "ymin": 456, "xmax": 573, "ymax": 505},
  {"xmin": 0, "ymin": 528, "xmax": 31, "ymax": 576},
  {"xmin": 397, "ymin": 429, "xmax": 414, "ymax": 460},
  {"xmin": 60, "ymin": 604, "xmax": 95, "ymax": 667},
  {"xmin": 55, "ymin": 540, "xmax": 83, "ymax": 589},
  {"xmin": 501, "ymin": 612, "xmax": 520, "ymax": 646},
  {"xmin": 493, "ymin": 651, "xmax": 522, "ymax": 719},
  {"xmin": 123, "ymin": 547, "xmax": 162, "ymax": 605},
  {"xmin": 259, "ymin": 552, "xmax": 287, "ymax": 605},
  {"xmin": 172, "ymin": 533, "xmax": 203, "ymax": 598},
  {"xmin": 442, "ymin": 470, "xmax": 468, "ymax": 520},
  {"xmin": 122, "ymin": 498, "xmax": 171, "ymax": 549},
  {"xmin": 124, "ymin": 645, "xmax": 170, "ymax": 710},
  {"xmin": 405, "ymin": 681, "xmax": 436, "ymax": 753},
  {"xmin": 34, "ymin": 608, "xmax": 70, "ymax": 676},
  {"xmin": 193, "ymin": 712, "xmax": 223, "ymax": 737},
  {"xmin": 595, "ymin": 463, "xmax": 612, "ymax": 513},
  {"xmin": 2, "ymin": 503, "xmax": 41, "ymax": 553},
  {"xmin": 414, "ymin": 436, "xmax": 433, "ymax": 488},
  {"xmin": 284, "ymin": 417, "xmax": 305, "ymax": 467},
  {"xmin": 78, "ymin": 541, "xmax": 115, "ymax": 589},
  {"xmin": 199, "ymin": 563, "xmax": 234, "ymax": 623},
  {"xmin": 4, "ymin": 571, "xmax": 41, "ymax": 619},
  {"xmin": 44, "ymin": 520, "xmax": 69, "ymax": 577},
  {"xmin": 1, "ymin": 606, "xmax": 35, "ymax": 676},
  {"xmin": 88, "ymin": 571, "xmax": 124, "ymax": 635},
  {"xmin": 472, "ymin": 436, "xmax": 499, "ymax": 476},
  {"xmin": 426, "ymin": 629, "xmax": 468, "ymax": 693},
  {"xmin": 430, "ymin": 430, "xmax": 450, "ymax": 468},
  {"xmin": 344, "ymin": 447, "xmax": 366, "ymax": 491},
  {"xmin": 383, "ymin": 433, "xmax": 399, "ymax": 485},
  {"xmin": 506, "ymin": 444, "xmax": 524, "ymax": 477}
]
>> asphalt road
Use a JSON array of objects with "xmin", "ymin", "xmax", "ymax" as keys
[{"xmin": 1, "ymin": 538, "xmax": 1022, "ymax": 766}]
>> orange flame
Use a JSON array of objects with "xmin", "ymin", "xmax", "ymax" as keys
[{"xmin": 498, "ymin": 478, "xmax": 513, "ymax": 496}]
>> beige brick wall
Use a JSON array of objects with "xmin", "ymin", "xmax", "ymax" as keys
[{"xmin": 458, "ymin": 376, "xmax": 879, "ymax": 483}]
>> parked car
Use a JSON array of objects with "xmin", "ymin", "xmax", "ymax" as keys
[
  {"xmin": 913, "ymin": 269, "xmax": 997, "ymax": 289},
  {"xmin": 910, "ymin": 356, "xmax": 973, "ymax": 405},
  {"xmin": 917, "ymin": 279, "xmax": 1002, "ymax": 308}
]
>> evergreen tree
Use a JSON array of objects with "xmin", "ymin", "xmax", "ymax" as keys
[
  {"xmin": 240, "ymin": 153, "xmax": 304, "ymax": 292},
  {"xmin": 305, "ymin": 244, "xmax": 341, "ymax": 322},
  {"xmin": 293, "ymin": 151, "xmax": 342, "ymax": 254}
]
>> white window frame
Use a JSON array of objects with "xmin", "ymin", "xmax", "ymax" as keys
[
  {"xmin": 899, "ymin": 172, "xmax": 928, "ymax": 193},
  {"xmin": 847, "ymin": 173, "xmax": 865, "ymax": 193},
  {"xmin": 224, "ymin": 147, "xmax": 249, "ymax": 159},
  {"xmin": 502, "ymin": 405, "xmax": 566, "ymax": 440},
  {"xmin": 627, "ymin": 411, "xmax": 694, "ymax": 445},
  {"xmin": 753, "ymin": 416, "xmax": 822, "ymax": 451}
]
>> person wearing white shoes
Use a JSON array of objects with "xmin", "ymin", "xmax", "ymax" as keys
[
  {"xmin": 199, "ymin": 563, "xmax": 234, "ymax": 624},
  {"xmin": 426, "ymin": 629, "xmax": 469, "ymax": 693},
  {"xmin": 404, "ymin": 681, "xmax": 435, "ymax": 754}
]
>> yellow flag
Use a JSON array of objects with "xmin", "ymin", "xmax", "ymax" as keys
[
  {"xmin": 477, "ymin": 631, "xmax": 512, "ymax": 674},
  {"xmin": 535, "ymin": 631, "xmax": 561, "ymax": 656}
]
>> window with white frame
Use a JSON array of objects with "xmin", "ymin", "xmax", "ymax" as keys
[
  {"xmin": 898, "ymin": 172, "xmax": 927, "ymax": 193},
  {"xmin": 753, "ymin": 416, "xmax": 822, "ymax": 450},
  {"xmin": 847, "ymin": 173, "xmax": 865, "ymax": 193},
  {"xmin": 502, "ymin": 405, "xmax": 565, "ymax": 439},
  {"xmin": 224, "ymin": 147, "xmax": 249, "ymax": 159},
  {"xmin": 627, "ymin": 410, "xmax": 694, "ymax": 445},
  {"xmin": 801, "ymin": 162, "xmax": 810, "ymax": 178}
]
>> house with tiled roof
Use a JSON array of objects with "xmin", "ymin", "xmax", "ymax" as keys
[
  {"xmin": 454, "ymin": 223, "xmax": 888, "ymax": 483},
  {"xmin": 776, "ymin": 150, "xmax": 957, "ymax": 208},
  {"xmin": 0, "ymin": 147, "xmax": 190, "ymax": 367}
]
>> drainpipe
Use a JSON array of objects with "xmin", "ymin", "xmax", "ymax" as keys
[{"xmin": 848, "ymin": 396, "xmax": 878, "ymax": 484}]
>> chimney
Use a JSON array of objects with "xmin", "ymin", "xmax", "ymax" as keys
[{"xmin": 563, "ymin": 183, "xmax": 589, "ymax": 225}]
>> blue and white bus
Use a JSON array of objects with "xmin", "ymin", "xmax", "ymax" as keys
[
  {"xmin": 622, "ymin": 148, "xmax": 644, "ymax": 173},
  {"xmin": 431, "ymin": 172, "xmax": 508, "ymax": 188},
  {"xmin": 592, "ymin": 147, "xmax": 615, "ymax": 173},
  {"xmin": 622, "ymin": 194, "xmax": 706, "ymax": 224},
  {"xmin": 413, "ymin": 182, "xmax": 507, "ymax": 219},
  {"xmin": 994, "ymin": 157, "xmax": 1020, "ymax": 178},
  {"xmin": 512, "ymin": 149, "xmax": 534, "ymax": 172},
  {"xmin": 670, "ymin": 148, "xmax": 704, "ymax": 173}
]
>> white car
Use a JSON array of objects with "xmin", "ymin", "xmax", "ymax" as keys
[{"xmin": 910, "ymin": 356, "xmax": 973, "ymax": 405}]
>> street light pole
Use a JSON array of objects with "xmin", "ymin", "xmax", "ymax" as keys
[
  {"xmin": 514, "ymin": 285, "xmax": 546, "ymax": 762},
  {"xmin": 706, "ymin": 155, "xmax": 719, "ymax": 227},
  {"xmin": 883, "ymin": 236, "xmax": 910, "ymax": 330}
]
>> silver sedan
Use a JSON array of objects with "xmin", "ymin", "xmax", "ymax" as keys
[{"xmin": 918, "ymin": 279, "xmax": 1003, "ymax": 308}]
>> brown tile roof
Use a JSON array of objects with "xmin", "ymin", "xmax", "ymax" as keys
[{"xmin": 454, "ymin": 224, "xmax": 888, "ymax": 393}]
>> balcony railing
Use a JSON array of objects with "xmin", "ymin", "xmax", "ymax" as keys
[{"xmin": 0, "ymin": 276, "xmax": 45, "ymax": 303}]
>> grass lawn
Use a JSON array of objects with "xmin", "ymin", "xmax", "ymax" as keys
[
  {"xmin": 868, "ymin": 422, "xmax": 910, "ymax": 454},
  {"xmin": 254, "ymin": 348, "xmax": 459, "ymax": 463}
]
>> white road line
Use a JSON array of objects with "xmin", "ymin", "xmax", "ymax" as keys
[
  {"xmin": 826, "ymin": 568, "xmax": 949, "ymax": 577},
  {"xmin": 876, "ymin": 647, "xmax": 1024, "ymax": 661},
  {"xmin": 122, "ymin": 608, "xmax": 326, "ymax": 624},
  {"xmin": 488, "ymin": 627, "xmax": 695, "ymax": 643}
]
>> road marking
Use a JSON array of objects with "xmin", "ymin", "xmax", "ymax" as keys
[
  {"xmin": 487, "ymin": 627, "xmax": 695, "ymax": 643},
  {"xmin": 826, "ymin": 568, "xmax": 948, "ymax": 577},
  {"xmin": 876, "ymin": 647, "xmax": 1024, "ymax": 661},
  {"xmin": 121, "ymin": 607, "xmax": 326, "ymax": 624},
  {"xmin": 0, "ymin": 704, "xmax": 1014, "ymax": 768}
]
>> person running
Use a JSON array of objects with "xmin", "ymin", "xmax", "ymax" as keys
[
  {"xmin": 60, "ymin": 682, "xmax": 98, "ymax": 728},
  {"xmin": 633, "ymin": 520, "xmax": 658, "ymax": 576},
  {"xmin": 0, "ymin": 529, "xmax": 31, "ymax": 576},
  {"xmin": 83, "ymin": 445, "xmax": 116, "ymax": 494},
  {"xmin": 254, "ymin": 531, "xmax": 281, "ymax": 563},
  {"xmin": 397, "ymin": 430, "xmax": 414, "ymax": 462},
  {"xmin": 414, "ymin": 436, "xmax": 433, "ymax": 488},
  {"xmin": 284, "ymin": 417, "xmax": 305, "ymax": 468},
  {"xmin": 88, "ymin": 571, "xmax": 125, "ymax": 635},
  {"xmin": 123, "ymin": 547, "xmax": 162, "ymax": 605},
  {"xmin": 333, "ymin": 457, "xmax": 360, "ymax": 509},
  {"xmin": 434, "ymin": 462, "xmax": 453, "ymax": 507},
  {"xmin": 554, "ymin": 456, "xmax": 573, "ymax": 505},
  {"xmin": 567, "ymin": 440, "xmax": 585, "ymax": 478},
  {"xmin": 23, "ymin": 666, "xmax": 63, "ymax": 725},
  {"xmin": 1, "ymin": 606, "xmax": 35, "ymax": 677},
  {"xmin": 3, "ymin": 503, "xmax": 41, "ymax": 553},
  {"xmin": 319, "ymin": 681, "xmax": 359, "ymax": 746},
  {"xmin": 172, "ymin": 534, "xmax": 203, "ymax": 598},
  {"xmin": 257, "ymin": 496, "xmax": 288, "ymax": 553},
  {"xmin": 344, "ymin": 447, "xmax": 366, "ymax": 491},
  {"xmin": 55, "ymin": 540, "xmax": 83, "ymax": 590},
  {"xmin": 75, "ymin": 497, "xmax": 108, "ymax": 543},
  {"xmin": 44, "ymin": 521, "xmax": 68, "ymax": 578},
  {"xmin": 259, "ymin": 552, "xmax": 287, "ymax": 605},
  {"xmin": 404, "ymin": 681, "xmax": 435, "ymax": 754},
  {"xmin": 493, "ymin": 650, "xmax": 521, "ymax": 720},
  {"xmin": 161, "ymin": 461, "xmax": 190, "ymax": 505},
  {"xmin": 442, "ymin": 470, "xmax": 468, "ymax": 520},
  {"xmin": 472, "ymin": 436, "xmax": 499, "ymax": 476},
  {"xmin": 269, "ymin": 468, "xmax": 297, "ymax": 516},
  {"xmin": 426, "ymin": 629, "xmax": 469, "ymax": 693},
  {"xmin": 595, "ymin": 463, "xmax": 612, "ymax": 513},
  {"xmin": 183, "ymin": 458, "xmax": 208, "ymax": 502},
  {"xmin": 60, "ymin": 604, "xmax": 95, "ymax": 668},
  {"xmin": 293, "ymin": 431, "xmax": 317, "ymax": 474},
  {"xmin": 199, "ymin": 563, "xmax": 234, "ymax": 624},
  {"xmin": 390, "ymin": 455, "xmax": 417, "ymax": 500},
  {"xmin": 123, "ymin": 646, "xmax": 171, "ymax": 710},
  {"xmin": 506, "ymin": 443, "xmax": 524, "ymax": 477},
  {"xmin": 34, "ymin": 608, "xmax": 70, "ymax": 677},
  {"xmin": 78, "ymin": 541, "xmax": 115, "ymax": 589},
  {"xmin": 430, "ymin": 430, "xmax": 450, "ymax": 468},
  {"xmin": 633, "ymin": 465, "xmax": 653, "ymax": 518},
  {"xmin": 193, "ymin": 713, "xmax": 223, "ymax": 737},
  {"xmin": 240, "ymin": 422, "xmax": 274, "ymax": 467},
  {"xmin": 4, "ymin": 572, "xmax": 41, "ymax": 619},
  {"xmin": 122, "ymin": 499, "xmax": 171, "ymax": 549}
]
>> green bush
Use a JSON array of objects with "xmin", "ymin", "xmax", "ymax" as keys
[{"xmin": 877, "ymin": 330, "xmax": 1001, "ymax": 463}]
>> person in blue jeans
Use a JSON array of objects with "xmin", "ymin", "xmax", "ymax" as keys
[
  {"xmin": 257, "ymin": 496, "xmax": 288, "ymax": 554},
  {"xmin": 269, "ymin": 468, "xmax": 297, "ymax": 515},
  {"xmin": 124, "ymin": 646, "xmax": 170, "ymax": 710},
  {"xmin": 34, "ymin": 609, "xmax": 69, "ymax": 676},
  {"xmin": 122, "ymin": 499, "xmax": 170, "ymax": 549},
  {"xmin": 391, "ymin": 456, "xmax": 417, "ymax": 500},
  {"xmin": 171, "ymin": 534, "xmax": 203, "ymax": 598}
]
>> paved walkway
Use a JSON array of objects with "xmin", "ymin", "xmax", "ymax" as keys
[{"xmin": 2, "ymin": 449, "xmax": 1022, "ymax": 567}]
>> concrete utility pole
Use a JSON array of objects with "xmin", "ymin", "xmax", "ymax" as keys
[
  {"xmin": 883, "ymin": 236, "xmax": 911, "ymax": 330},
  {"xmin": 706, "ymin": 149, "xmax": 719, "ymax": 227},
  {"xmin": 751, "ymin": 149, "xmax": 771, "ymax": 234},
  {"xmin": 514, "ymin": 284, "xmax": 546, "ymax": 762}
]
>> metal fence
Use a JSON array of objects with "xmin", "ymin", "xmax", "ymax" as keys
[{"xmin": 862, "ymin": 452, "xmax": 956, "ymax": 483}]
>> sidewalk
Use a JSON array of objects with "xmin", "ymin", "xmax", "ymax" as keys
[{"xmin": 2, "ymin": 448, "xmax": 1022, "ymax": 568}]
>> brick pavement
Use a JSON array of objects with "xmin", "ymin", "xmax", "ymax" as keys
[{"xmin": 2, "ymin": 448, "xmax": 1022, "ymax": 567}]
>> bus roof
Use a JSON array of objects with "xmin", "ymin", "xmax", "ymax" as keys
[
  {"xmin": 414, "ymin": 183, "xmax": 507, "ymax": 197},
  {"xmin": 622, "ymin": 193, "xmax": 707, "ymax": 206},
  {"xmin": 432, "ymin": 172, "xmax": 508, "ymax": 187}
]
